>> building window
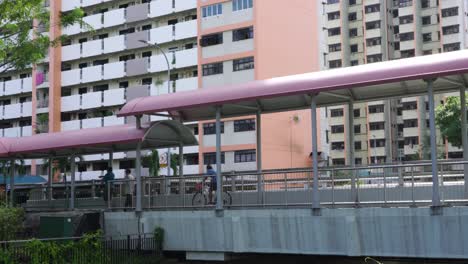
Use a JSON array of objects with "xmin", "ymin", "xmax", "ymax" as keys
[
  {"xmin": 370, "ymin": 138, "xmax": 386, "ymax": 147},
  {"xmin": 400, "ymin": 32, "xmax": 414, "ymax": 41},
  {"xmin": 234, "ymin": 150, "xmax": 256, "ymax": 163},
  {"xmin": 353, "ymin": 108, "xmax": 360, "ymax": 117},
  {"xmin": 349, "ymin": 28, "xmax": 358, "ymax": 37},
  {"xmin": 330, "ymin": 108, "xmax": 344, "ymax": 117},
  {"xmin": 233, "ymin": 57, "xmax": 254, "ymax": 71},
  {"xmin": 401, "ymin": 49, "xmax": 415, "ymax": 58},
  {"xmin": 234, "ymin": 119, "xmax": 255, "ymax": 132},
  {"xmin": 354, "ymin": 124, "xmax": 361, "ymax": 134},
  {"xmin": 368, "ymin": 104, "xmax": 384, "ymax": 114},
  {"xmin": 329, "ymin": 43, "xmax": 341, "ymax": 52},
  {"xmin": 355, "ymin": 141, "xmax": 362, "ymax": 150},
  {"xmin": 399, "ymin": 15, "xmax": 413, "ymax": 24},
  {"xmin": 233, "ymin": 27, "xmax": 253, "ymax": 41},
  {"xmin": 448, "ymin": 152, "xmax": 463, "ymax": 159},
  {"xmin": 331, "ymin": 142, "xmax": 345, "ymax": 150},
  {"xmin": 444, "ymin": 43, "xmax": 460, "ymax": 52},
  {"xmin": 348, "ymin": 12, "xmax": 357, "ymax": 21},
  {"xmin": 422, "ymin": 33, "xmax": 432, "ymax": 42},
  {"xmin": 203, "ymin": 122, "xmax": 224, "ymax": 135},
  {"xmin": 366, "ymin": 37, "xmax": 381, "ymax": 46},
  {"xmin": 421, "ymin": 0, "xmax": 430, "ymax": 8},
  {"xmin": 369, "ymin": 122, "xmax": 385, "ymax": 130},
  {"xmin": 331, "ymin": 125, "xmax": 344, "ymax": 134},
  {"xmin": 404, "ymin": 119, "xmax": 418, "ymax": 128},
  {"xmin": 442, "ymin": 25, "xmax": 459, "ymax": 35},
  {"xmin": 328, "ymin": 11, "xmax": 340, "ymax": 20},
  {"xmin": 332, "ymin": 158, "xmax": 345, "ymax": 166},
  {"xmin": 402, "ymin": 101, "xmax": 417, "ymax": 110},
  {"xmin": 204, "ymin": 152, "xmax": 225, "ymax": 165},
  {"xmin": 404, "ymin": 136, "xmax": 419, "ymax": 145},
  {"xmin": 202, "ymin": 3, "xmax": 222, "ymax": 18},
  {"xmin": 365, "ymin": 4, "xmax": 380, "ymax": 14},
  {"xmin": 355, "ymin": 158, "xmax": 362, "ymax": 165},
  {"xmin": 422, "ymin": 16, "xmax": 431, "ymax": 25},
  {"xmin": 423, "ymin": 50, "xmax": 433, "ymax": 55},
  {"xmin": 367, "ymin": 54, "xmax": 382, "ymax": 63},
  {"xmin": 350, "ymin": 44, "xmax": 358, "ymax": 53},
  {"xmin": 202, "ymin": 62, "xmax": 223, "ymax": 76},
  {"xmin": 329, "ymin": 59, "xmax": 342, "ymax": 68},
  {"xmin": 442, "ymin": 7, "xmax": 458, "ymax": 17},
  {"xmin": 328, "ymin": 27, "xmax": 341, "ymax": 36},
  {"xmin": 200, "ymin": 33, "xmax": 223, "ymax": 47},
  {"xmin": 366, "ymin": 21, "xmax": 381, "ymax": 30},
  {"xmin": 233, "ymin": 0, "xmax": 253, "ymax": 12},
  {"xmin": 397, "ymin": 0, "xmax": 412, "ymax": 7},
  {"xmin": 142, "ymin": 78, "xmax": 152, "ymax": 85},
  {"xmin": 351, "ymin": 60, "xmax": 359, "ymax": 66},
  {"xmin": 184, "ymin": 153, "xmax": 199, "ymax": 165},
  {"xmin": 327, "ymin": 0, "xmax": 340, "ymax": 3},
  {"xmin": 370, "ymin": 156, "xmax": 386, "ymax": 164}
]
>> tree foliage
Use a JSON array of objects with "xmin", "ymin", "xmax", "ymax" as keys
[
  {"xmin": 0, "ymin": 205, "xmax": 25, "ymax": 241},
  {"xmin": 143, "ymin": 150, "xmax": 160, "ymax": 177},
  {"xmin": 0, "ymin": 0, "xmax": 85, "ymax": 73},
  {"xmin": 435, "ymin": 95, "xmax": 468, "ymax": 148}
]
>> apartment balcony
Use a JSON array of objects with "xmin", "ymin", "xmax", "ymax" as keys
[
  {"xmin": 402, "ymin": 110, "xmax": 418, "ymax": 119},
  {"xmin": 364, "ymin": 12, "xmax": 380, "ymax": 22},
  {"xmin": 365, "ymin": 28, "xmax": 381, "ymax": 39},
  {"xmin": 82, "ymin": 117, "xmax": 103, "ymax": 129},
  {"xmin": 61, "ymin": 69, "xmax": 81, "ymax": 86},
  {"xmin": 399, "ymin": 23, "xmax": 413, "ymax": 34},
  {"xmin": 404, "ymin": 145, "xmax": 418, "ymax": 155},
  {"xmin": 330, "ymin": 149, "xmax": 346, "ymax": 159},
  {"xmin": 61, "ymin": 88, "xmax": 126, "ymax": 112},
  {"xmin": 447, "ymin": 143, "xmax": 462, "ymax": 152},
  {"xmin": 400, "ymin": 41, "xmax": 415, "ymax": 51},
  {"xmin": 324, "ymin": 3, "xmax": 340, "ymax": 13},
  {"xmin": 399, "ymin": 6, "xmax": 413, "ymax": 16},
  {"xmin": 62, "ymin": 120, "xmax": 81, "ymax": 131},
  {"xmin": 175, "ymin": 20, "xmax": 198, "ymax": 40},
  {"xmin": 62, "ymin": 116, "xmax": 125, "ymax": 132},
  {"xmin": 150, "ymin": 25, "xmax": 175, "ymax": 44},
  {"xmin": 368, "ymin": 112, "xmax": 385, "ymax": 122},
  {"xmin": 1, "ymin": 77, "xmax": 32, "ymax": 96},
  {"xmin": 82, "ymin": 65, "xmax": 103, "ymax": 83},
  {"xmin": 82, "ymin": 39, "xmax": 103, "ymax": 57},
  {"xmin": 83, "ymin": 13, "xmax": 103, "ymax": 31},
  {"xmin": 151, "ymin": 77, "xmax": 198, "ymax": 96},
  {"xmin": 369, "ymin": 130, "xmax": 385, "ymax": 139},
  {"xmin": 62, "ymin": 0, "xmax": 80, "ymax": 11},
  {"xmin": 149, "ymin": 48, "xmax": 198, "ymax": 72},
  {"xmin": 443, "ymin": 34, "xmax": 461, "ymax": 44},
  {"xmin": 440, "ymin": 0, "xmax": 459, "ymax": 8},
  {"xmin": 202, "ymin": 35, "xmax": 254, "ymax": 59},
  {"xmin": 366, "ymin": 45, "xmax": 382, "ymax": 55},
  {"xmin": 0, "ymin": 102, "xmax": 32, "ymax": 120},
  {"xmin": 369, "ymin": 146, "xmax": 386, "ymax": 156},
  {"xmin": 3, "ymin": 127, "xmax": 21, "ymax": 138},
  {"xmin": 403, "ymin": 127, "xmax": 419, "ymax": 137}
]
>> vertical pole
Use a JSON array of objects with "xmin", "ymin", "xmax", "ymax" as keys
[
  {"xmin": 109, "ymin": 151, "xmax": 113, "ymax": 171},
  {"xmin": 215, "ymin": 107, "xmax": 223, "ymax": 211},
  {"xmin": 347, "ymin": 101, "xmax": 357, "ymax": 203},
  {"xmin": 256, "ymin": 110, "xmax": 263, "ymax": 204},
  {"xmin": 311, "ymin": 95, "xmax": 320, "ymax": 209},
  {"xmin": 460, "ymin": 86, "xmax": 468, "ymax": 198},
  {"xmin": 9, "ymin": 159, "xmax": 15, "ymax": 207},
  {"xmin": 48, "ymin": 157, "xmax": 53, "ymax": 204},
  {"xmin": 70, "ymin": 155, "xmax": 76, "ymax": 210},
  {"xmin": 135, "ymin": 142, "xmax": 143, "ymax": 212},
  {"xmin": 178, "ymin": 142, "xmax": 184, "ymax": 199},
  {"xmin": 427, "ymin": 79, "xmax": 441, "ymax": 207}
]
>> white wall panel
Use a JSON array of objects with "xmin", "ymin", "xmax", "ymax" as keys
[
  {"xmin": 104, "ymin": 62, "xmax": 125, "ymax": 80},
  {"xmin": 82, "ymin": 117, "xmax": 102, "ymax": 129},
  {"xmin": 150, "ymin": 26, "xmax": 174, "ymax": 44},
  {"xmin": 62, "ymin": 120, "xmax": 81, "ymax": 131},
  {"xmin": 104, "ymin": 116, "xmax": 125, "ymax": 126},
  {"xmin": 175, "ymin": 48, "xmax": 197, "ymax": 68},
  {"xmin": 174, "ymin": 77, "xmax": 198, "ymax": 92},
  {"xmin": 4, "ymin": 79, "xmax": 22, "ymax": 96},
  {"xmin": 82, "ymin": 14, "xmax": 103, "ymax": 32},
  {"xmin": 175, "ymin": 0, "xmax": 196, "ymax": 12},
  {"xmin": 82, "ymin": 39, "xmax": 103, "ymax": 57},
  {"xmin": 175, "ymin": 20, "xmax": 197, "ymax": 40},
  {"xmin": 81, "ymin": 92, "xmax": 102, "ymax": 109},
  {"xmin": 61, "ymin": 95, "xmax": 81, "ymax": 112},
  {"xmin": 21, "ymin": 126, "xmax": 32, "ymax": 137},
  {"xmin": 82, "ymin": 65, "xmax": 103, "ymax": 83},
  {"xmin": 150, "ymin": 0, "xmax": 172, "ymax": 17},
  {"xmin": 104, "ymin": 9, "xmax": 125, "ymax": 28},
  {"xmin": 3, "ymin": 104, "xmax": 21, "ymax": 119},
  {"xmin": 21, "ymin": 102, "xmax": 32, "ymax": 117},
  {"xmin": 62, "ymin": 0, "xmax": 81, "ymax": 11},
  {"xmin": 103, "ymin": 88, "xmax": 125, "ymax": 106},
  {"xmin": 4, "ymin": 127, "xmax": 21, "ymax": 138},
  {"xmin": 82, "ymin": 0, "xmax": 102, "ymax": 7},
  {"xmin": 62, "ymin": 44, "xmax": 81, "ymax": 61},
  {"xmin": 104, "ymin": 35, "xmax": 126, "ymax": 53},
  {"xmin": 22, "ymin": 77, "xmax": 32, "ymax": 93},
  {"xmin": 62, "ymin": 24, "xmax": 81, "ymax": 36},
  {"xmin": 61, "ymin": 69, "xmax": 81, "ymax": 87}
]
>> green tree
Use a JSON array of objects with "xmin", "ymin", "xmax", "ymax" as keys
[
  {"xmin": 0, "ymin": 205, "xmax": 24, "ymax": 241},
  {"xmin": 0, "ymin": 0, "xmax": 85, "ymax": 73},
  {"xmin": 435, "ymin": 95, "xmax": 467, "ymax": 148},
  {"xmin": 42, "ymin": 156, "xmax": 83, "ymax": 182},
  {"xmin": 143, "ymin": 150, "xmax": 160, "ymax": 177}
]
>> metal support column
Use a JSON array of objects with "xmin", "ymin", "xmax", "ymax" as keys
[
  {"xmin": 310, "ymin": 95, "xmax": 320, "ymax": 210},
  {"xmin": 346, "ymin": 101, "xmax": 357, "ymax": 203},
  {"xmin": 256, "ymin": 110, "xmax": 263, "ymax": 204},
  {"xmin": 215, "ymin": 107, "xmax": 223, "ymax": 211},
  {"xmin": 9, "ymin": 159, "xmax": 15, "ymax": 207},
  {"xmin": 461, "ymin": 86, "xmax": 468, "ymax": 198},
  {"xmin": 178, "ymin": 141, "xmax": 184, "ymax": 196},
  {"xmin": 70, "ymin": 154, "xmax": 76, "ymax": 210},
  {"xmin": 135, "ymin": 142, "xmax": 143, "ymax": 213},
  {"xmin": 427, "ymin": 79, "xmax": 441, "ymax": 207},
  {"xmin": 48, "ymin": 157, "xmax": 53, "ymax": 204},
  {"xmin": 109, "ymin": 151, "xmax": 113, "ymax": 170}
]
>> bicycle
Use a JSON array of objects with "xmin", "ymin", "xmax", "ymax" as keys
[{"xmin": 191, "ymin": 180, "xmax": 232, "ymax": 206}]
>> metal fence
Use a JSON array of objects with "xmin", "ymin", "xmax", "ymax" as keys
[
  {"xmin": 105, "ymin": 160, "xmax": 468, "ymax": 210},
  {"xmin": 12, "ymin": 160, "xmax": 468, "ymax": 210},
  {"xmin": 0, "ymin": 234, "xmax": 160, "ymax": 264}
]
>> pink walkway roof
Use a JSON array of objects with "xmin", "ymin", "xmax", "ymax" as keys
[
  {"xmin": 118, "ymin": 50, "xmax": 468, "ymax": 121},
  {"xmin": 0, "ymin": 121, "xmax": 197, "ymax": 159}
]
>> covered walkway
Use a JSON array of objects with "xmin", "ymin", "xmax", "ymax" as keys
[{"xmin": 118, "ymin": 50, "xmax": 468, "ymax": 210}]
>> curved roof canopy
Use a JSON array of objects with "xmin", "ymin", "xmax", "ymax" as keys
[
  {"xmin": 0, "ymin": 120, "xmax": 197, "ymax": 159},
  {"xmin": 118, "ymin": 50, "xmax": 468, "ymax": 122}
]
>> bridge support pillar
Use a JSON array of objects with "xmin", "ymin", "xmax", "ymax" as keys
[
  {"xmin": 9, "ymin": 159, "xmax": 15, "ymax": 207},
  {"xmin": 346, "ymin": 100, "xmax": 357, "ymax": 204},
  {"xmin": 215, "ymin": 106, "xmax": 223, "ymax": 212},
  {"xmin": 135, "ymin": 141, "xmax": 142, "ymax": 213},
  {"xmin": 70, "ymin": 154, "xmax": 76, "ymax": 210},
  {"xmin": 256, "ymin": 109, "xmax": 263, "ymax": 205},
  {"xmin": 310, "ymin": 94, "xmax": 320, "ymax": 210},
  {"xmin": 48, "ymin": 156, "xmax": 53, "ymax": 205},
  {"xmin": 426, "ymin": 79, "xmax": 441, "ymax": 207},
  {"xmin": 461, "ymin": 86, "xmax": 468, "ymax": 198}
]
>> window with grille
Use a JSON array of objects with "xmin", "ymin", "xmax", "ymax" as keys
[
  {"xmin": 442, "ymin": 7, "xmax": 458, "ymax": 17},
  {"xmin": 330, "ymin": 108, "xmax": 344, "ymax": 117},
  {"xmin": 329, "ymin": 43, "xmax": 341, "ymax": 52},
  {"xmin": 233, "ymin": 27, "xmax": 253, "ymax": 41},
  {"xmin": 203, "ymin": 152, "xmax": 225, "ymax": 165},
  {"xmin": 233, "ymin": 57, "xmax": 254, "ymax": 72},
  {"xmin": 368, "ymin": 104, "xmax": 384, "ymax": 114},
  {"xmin": 233, "ymin": 0, "xmax": 253, "ymax": 12},
  {"xmin": 234, "ymin": 150, "xmax": 256, "ymax": 163},
  {"xmin": 442, "ymin": 25, "xmax": 459, "ymax": 35},
  {"xmin": 202, "ymin": 3, "xmax": 222, "ymax": 18},
  {"xmin": 370, "ymin": 139, "xmax": 386, "ymax": 147},
  {"xmin": 331, "ymin": 142, "xmax": 345, "ymax": 150},
  {"xmin": 203, "ymin": 122, "xmax": 224, "ymax": 135},
  {"xmin": 234, "ymin": 119, "xmax": 255, "ymax": 132},
  {"xmin": 202, "ymin": 62, "xmax": 223, "ymax": 76},
  {"xmin": 331, "ymin": 125, "xmax": 344, "ymax": 134},
  {"xmin": 369, "ymin": 122, "xmax": 385, "ymax": 130},
  {"xmin": 200, "ymin": 33, "xmax": 223, "ymax": 47}
]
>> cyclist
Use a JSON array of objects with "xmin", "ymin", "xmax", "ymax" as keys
[{"xmin": 205, "ymin": 165, "xmax": 217, "ymax": 204}]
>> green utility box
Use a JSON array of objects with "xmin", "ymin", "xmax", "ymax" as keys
[{"xmin": 38, "ymin": 216, "xmax": 75, "ymax": 238}]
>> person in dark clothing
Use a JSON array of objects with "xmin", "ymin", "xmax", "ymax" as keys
[
  {"xmin": 100, "ymin": 167, "xmax": 115, "ymax": 202},
  {"xmin": 205, "ymin": 165, "xmax": 217, "ymax": 204}
]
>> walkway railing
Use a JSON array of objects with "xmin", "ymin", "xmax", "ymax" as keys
[{"xmin": 14, "ymin": 160, "xmax": 468, "ymax": 210}]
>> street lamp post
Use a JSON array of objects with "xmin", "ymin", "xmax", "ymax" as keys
[{"xmin": 139, "ymin": 40, "xmax": 172, "ymax": 191}]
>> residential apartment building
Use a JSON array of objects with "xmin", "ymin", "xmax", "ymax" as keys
[
  {"xmin": 323, "ymin": 0, "xmax": 466, "ymax": 165},
  {"xmin": 0, "ymin": 0, "xmax": 323, "ymax": 180}
]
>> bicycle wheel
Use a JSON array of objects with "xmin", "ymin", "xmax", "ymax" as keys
[
  {"xmin": 192, "ymin": 192, "xmax": 207, "ymax": 206},
  {"xmin": 222, "ymin": 192, "xmax": 232, "ymax": 206}
]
